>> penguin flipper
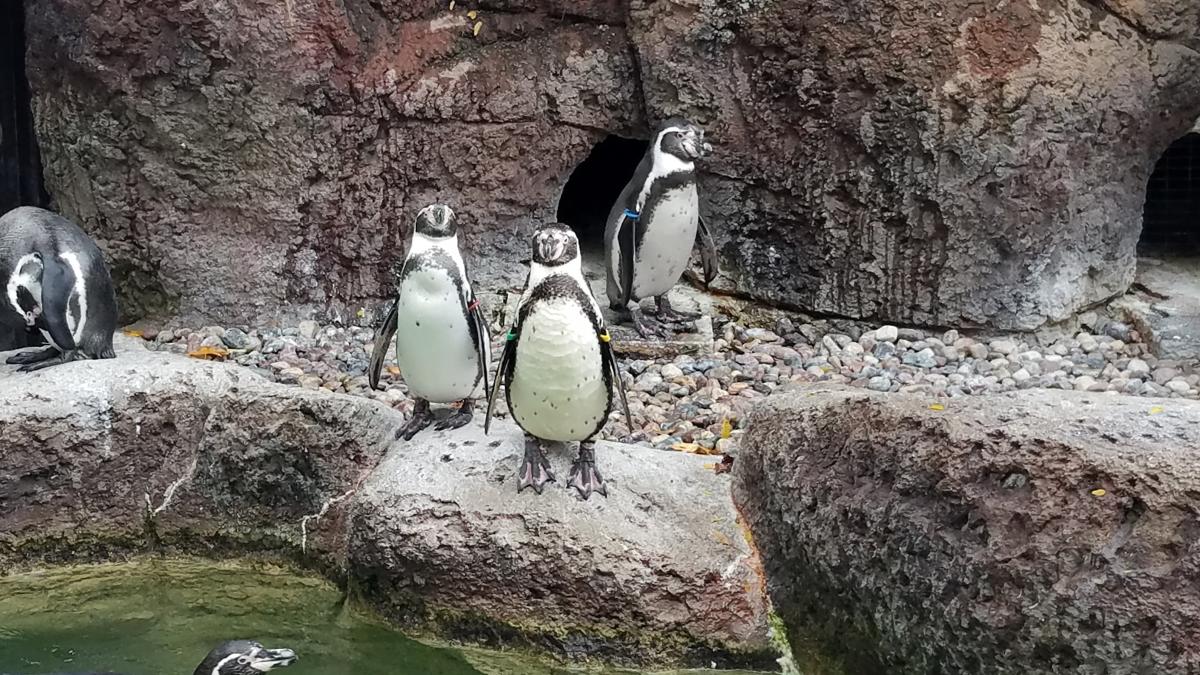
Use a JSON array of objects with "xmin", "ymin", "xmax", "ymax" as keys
[
  {"xmin": 368, "ymin": 298, "xmax": 399, "ymax": 391},
  {"xmin": 39, "ymin": 255, "xmax": 78, "ymax": 352},
  {"xmin": 616, "ymin": 211, "xmax": 638, "ymax": 307},
  {"xmin": 484, "ymin": 330, "xmax": 515, "ymax": 435},
  {"xmin": 600, "ymin": 331, "xmax": 634, "ymax": 436},
  {"xmin": 467, "ymin": 291, "xmax": 490, "ymax": 400},
  {"xmin": 697, "ymin": 214, "xmax": 720, "ymax": 287}
]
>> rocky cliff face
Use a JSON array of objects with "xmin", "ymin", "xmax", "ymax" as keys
[{"xmin": 22, "ymin": 0, "xmax": 1200, "ymax": 329}]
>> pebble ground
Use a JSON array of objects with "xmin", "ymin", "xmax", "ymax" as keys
[{"xmin": 137, "ymin": 311, "xmax": 1199, "ymax": 452}]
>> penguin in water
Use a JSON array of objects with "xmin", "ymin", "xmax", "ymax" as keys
[
  {"xmin": 3, "ymin": 639, "xmax": 297, "ymax": 675},
  {"xmin": 368, "ymin": 204, "xmax": 490, "ymax": 440},
  {"xmin": 0, "ymin": 206, "xmax": 118, "ymax": 371},
  {"xmin": 485, "ymin": 223, "xmax": 632, "ymax": 500},
  {"xmin": 604, "ymin": 118, "xmax": 719, "ymax": 339}
]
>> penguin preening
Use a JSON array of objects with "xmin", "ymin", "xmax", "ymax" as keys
[
  {"xmin": 604, "ymin": 118, "xmax": 719, "ymax": 339},
  {"xmin": 1, "ymin": 640, "xmax": 297, "ymax": 675},
  {"xmin": 0, "ymin": 206, "xmax": 118, "ymax": 371},
  {"xmin": 368, "ymin": 204, "xmax": 491, "ymax": 440},
  {"xmin": 486, "ymin": 223, "xmax": 632, "ymax": 500}
]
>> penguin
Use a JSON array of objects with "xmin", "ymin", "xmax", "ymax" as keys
[
  {"xmin": 604, "ymin": 118, "xmax": 719, "ymax": 339},
  {"xmin": 3, "ymin": 639, "xmax": 297, "ymax": 675},
  {"xmin": 485, "ymin": 222, "xmax": 632, "ymax": 500},
  {"xmin": 0, "ymin": 206, "xmax": 118, "ymax": 371},
  {"xmin": 368, "ymin": 204, "xmax": 490, "ymax": 440}
]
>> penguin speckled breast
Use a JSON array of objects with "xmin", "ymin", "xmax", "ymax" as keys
[
  {"xmin": 485, "ymin": 223, "xmax": 632, "ymax": 500},
  {"xmin": 0, "ymin": 206, "xmax": 119, "ymax": 371},
  {"xmin": 368, "ymin": 204, "xmax": 491, "ymax": 441},
  {"xmin": 603, "ymin": 118, "xmax": 719, "ymax": 339}
]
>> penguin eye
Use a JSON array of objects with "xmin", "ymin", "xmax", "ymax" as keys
[{"xmin": 237, "ymin": 656, "xmax": 250, "ymax": 665}]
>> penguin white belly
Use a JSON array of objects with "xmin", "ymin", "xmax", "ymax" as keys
[
  {"xmin": 394, "ymin": 267, "xmax": 480, "ymax": 403},
  {"xmin": 509, "ymin": 299, "xmax": 609, "ymax": 442},
  {"xmin": 633, "ymin": 185, "xmax": 699, "ymax": 299}
]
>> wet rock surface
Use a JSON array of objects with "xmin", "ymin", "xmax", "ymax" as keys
[
  {"xmin": 0, "ymin": 335, "xmax": 772, "ymax": 668},
  {"xmin": 734, "ymin": 386, "xmax": 1200, "ymax": 674},
  {"xmin": 349, "ymin": 422, "xmax": 771, "ymax": 669}
]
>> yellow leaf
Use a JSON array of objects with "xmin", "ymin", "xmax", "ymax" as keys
[
  {"xmin": 356, "ymin": 307, "xmax": 366, "ymax": 319},
  {"xmin": 671, "ymin": 442, "xmax": 700, "ymax": 453},
  {"xmin": 712, "ymin": 531, "xmax": 733, "ymax": 547},
  {"xmin": 1091, "ymin": 488, "xmax": 1107, "ymax": 497},
  {"xmin": 122, "ymin": 329, "xmax": 144, "ymax": 338},
  {"xmin": 929, "ymin": 403, "xmax": 945, "ymax": 411},
  {"xmin": 467, "ymin": 9, "xmax": 477, "ymax": 19},
  {"xmin": 1149, "ymin": 406, "xmax": 1164, "ymax": 415},
  {"xmin": 386, "ymin": 366, "xmax": 401, "ymax": 376},
  {"xmin": 187, "ymin": 345, "xmax": 229, "ymax": 361},
  {"xmin": 703, "ymin": 462, "xmax": 717, "ymax": 470},
  {"xmin": 720, "ymin": 418, "xmax": 733, "ymax": 439},
  {"xmin": 472, "ymin": 20, "xmax": 483, "ymax": 36}
]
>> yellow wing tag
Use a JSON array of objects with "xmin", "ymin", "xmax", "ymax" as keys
[{"xmin": 599, "ymin": 330, "xmax": 612, "ymax": 343}]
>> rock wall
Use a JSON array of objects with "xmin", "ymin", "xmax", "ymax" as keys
[
  {"xmin": 22, "ymin": 0, "xmax": 1200, "ymax": 329},
  {"xmin": 734, "ymin": 385, "xmax": 1200, "ymax": 674}
]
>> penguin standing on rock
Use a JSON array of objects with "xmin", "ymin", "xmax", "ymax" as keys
[
  {"xmin": 0, "ymin": 206, "xmax": 118, "ymax": 371},
  {"xmin": 604, "ymin": 118, "xmax": 719, "ymax": 339},
  {"xmin": 486, "ymin": 223, "xmax": 632, "ymax": 500},
  {"xmin": 368, "ymin": 204, "xmax": 490, "ymax": 440}
]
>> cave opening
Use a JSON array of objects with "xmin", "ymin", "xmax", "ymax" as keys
[
  {"xmin": 1, "ymin": 0, "xmax": 48, "ymax": 214},
  {"xmin": 556, "ymin": 135, "xmax": 648, "ymax": 256},
  {"xmin": 1139, "ymin": 132, "xmax": 1200, "ymax": 257}
]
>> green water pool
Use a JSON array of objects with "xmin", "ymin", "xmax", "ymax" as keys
[{"xmin": 0, "ymin": 558, "xmax": 771, "ymax": 675}]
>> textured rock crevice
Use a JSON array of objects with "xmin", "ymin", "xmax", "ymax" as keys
[
  {"xmin": 734, "ymin": 385, "xmax": 1200, "ymax": 674},
  {"xmin": 0, "ymin": 336, "xmax": 773, "ymax": 669}
]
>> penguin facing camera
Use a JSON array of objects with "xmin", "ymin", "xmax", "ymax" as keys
[
  {"xmin": 0, "ymin": 206, "xmax": 118, "ymax": 371},
  {"xmin": 604, "ymin": 118, "xmax": 719, "ymax": 339},
  {"xmin": 368, "ymin": 204, "xmax": 491, "ymax": 440},
  {"xmin": 486, "ymin": 222, "xmax": 633, "ymax": 500}
]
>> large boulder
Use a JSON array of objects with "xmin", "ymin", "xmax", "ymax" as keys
[
  {"xmin": 734, "ymin": 385, "xmax": 1200, "ymax": 674},
  {"xmin": 0, "ymin": 336, "xmax": 772, "ymax": 668},
  {"xmin": 0, "ymin": 335, "xmax": 394, "ymax": 568},
  {"xmin": 23, "ymin": 0, "xmax": 1200, "ymax": 329},
  {"xmin": 349, "ymin": 422, "xmax": 772, "ymax": 669}
]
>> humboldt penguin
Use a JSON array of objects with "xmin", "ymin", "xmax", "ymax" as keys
[
  {"xmin": 0, "ymin": 206, "xmax": 118, "ymax": 371},
  {"xmin": 604, "ymin": 118, "xmax": 718, "ymax": 338},
  {"xmin": 485, "ymin": 222, "xmax": 632, "ymax": 500},
  {"xmin": 368, "ymin": 204, "xmax": 490, "ymax": 440},
  {"xmin": 7, "ymin": 640, "xmax": 297, "ymax": 675}
]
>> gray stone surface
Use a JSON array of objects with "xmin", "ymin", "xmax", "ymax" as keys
[
  {"xmin": 0, "ymin": 335, "xmax": 771, "ymax": 667},
  {"xmin": 348, "ymin": 421, "xmax": 771, "ymax": 669},
  {"xmin": 1113, "ymin": 256, "xmax": 1200, "ymax": 361},
  {"xmin": 24, "ymin": 1, "xmax": 1200, "ymax": 330},
  {"xmin": 734, "ymin": 385, "xmax": 1200, "ymax": 674}
]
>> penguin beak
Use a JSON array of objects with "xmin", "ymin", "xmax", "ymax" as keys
[{"xmin": 250, "ymin": 647, "xmax": 297, "ymax": 671}]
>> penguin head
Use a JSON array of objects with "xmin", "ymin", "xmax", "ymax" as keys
[
  {"xmin": 530, "ymin": 222, "xmax": 580, "ymax": 267},
  {"xmin": 413, "ymin": 203, "xmax": 458, "ymax": 239},
  {"xmin": 192, "ymin": 640, "xmax": 297, "ymax": 675},
  {"xmin": 655, "ymin": 118, "xmax": 712, "ymax": 162}
]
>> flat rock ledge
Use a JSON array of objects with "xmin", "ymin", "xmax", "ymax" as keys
[
  {"xmin": 734, "ymin": 385, "xmax": 1200, "ymax": 675},
  {"xmin": 0, "ymin": 336, "xmax": 773, "ymax": 669}
]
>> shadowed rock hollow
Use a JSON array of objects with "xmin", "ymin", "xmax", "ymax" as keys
[
  {"xmin": 734, "ymin": 385, "xmax": 1200, "ymax": 674},
  {"xmin": 20, "ymin": 0, "xmax": 1200, "ymax": 330}
]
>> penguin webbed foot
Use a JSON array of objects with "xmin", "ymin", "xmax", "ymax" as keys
[
  {"xmin": 653, "ymin": 296, "xmax": 701, "ymax": 324},
  {"xmin": 518, "ymin": 436, "xmax": 555, "ymax": 494},
  {"xmin": 434, "ymin": 401, "xmax": 474, "ymax": 431},
  {"xmin": 629, "ymin": 307, "xmax": 674, "ymax": 340},
  {"xmin": 569, "ymin": 442, "xmax": 606, "ymax": 500},
  {"xmin": 6, "ymin": 346, "xmax": 60, "ymax": 366},
  {"xmin": 397, "ymin": 399, "xmax": 435, "ymax": 441},
  {"xmin": 15, "ymin": 349, "xmax": 81, "ymax": 372}
]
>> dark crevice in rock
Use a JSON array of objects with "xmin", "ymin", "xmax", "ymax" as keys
[
  {"xmin": 0, "ymin": 0, "xmax": 48, "ymax": 214},
  {"xmin": 1139, "ymin": 132, "xmax": 1200, "ymax": 257},
  {"xmin": 556, "ymin": 133, "xmax": 646, "ymax": 251}
]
